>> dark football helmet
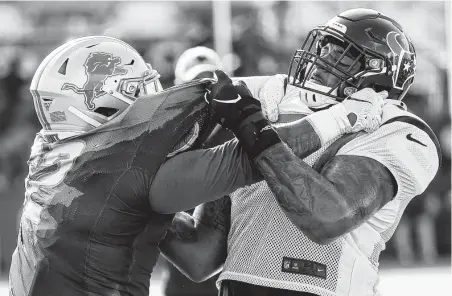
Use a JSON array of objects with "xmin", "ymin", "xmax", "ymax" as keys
[{"xmin": 288, "ymin": 8, "xmax": 416, "ymax": 109}]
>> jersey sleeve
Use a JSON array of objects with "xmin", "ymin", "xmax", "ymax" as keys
[
  {"xmin": 336, "ymin": 118, "xmax": 441, "ymax": 200},
  {"xmin": 149, "ymin": 139, "xmax": 262, "ymax": 213}
]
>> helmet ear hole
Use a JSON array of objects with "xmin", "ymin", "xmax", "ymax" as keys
[
  {"xmin": 94, "ymin": 107, "xmax": 119, "ymax": 117},
  {"xmin": 58, "ymin": 58, "xmax": 69, "ymax": 75}
]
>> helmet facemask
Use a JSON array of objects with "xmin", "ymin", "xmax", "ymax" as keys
[
  {"xmin": 288, "ymin": 27, "xmax": 390, "ymax": 108},
  {"xmin": 94, "ymin": 68, "xmax": 161, "ymax": 121},
  {"xmin": 118, "ymin": 68, "xmax": 162, "ymax": 98}
]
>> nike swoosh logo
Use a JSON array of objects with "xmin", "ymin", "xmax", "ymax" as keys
[
  {"xmin": 260, "ymin": 125, "xmax": 273, "ymax": 133},
  {"xmin": 347, "ymin": 97, "xmax": 372, "ymax": 104},
  {"xmin": 213, "ymin": 94, "xmax": 242, "ymax": 103},
  {"xmin": 406, "ymin": 133, "xmax": 427, "ymax": 147}
]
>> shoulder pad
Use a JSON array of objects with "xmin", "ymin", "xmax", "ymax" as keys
[{"xmin": 382, "ymin": 109, "xmax": 442, "ymax": 168}]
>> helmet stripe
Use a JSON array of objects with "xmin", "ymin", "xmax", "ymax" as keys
[{"xmin": 68, "ymin": 106, "xmax": 102, "ymax": 127}]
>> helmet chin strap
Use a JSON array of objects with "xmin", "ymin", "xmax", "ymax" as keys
[{"xmin": 287, "ymin": 81, "xmax": 340, "ymax": 110}]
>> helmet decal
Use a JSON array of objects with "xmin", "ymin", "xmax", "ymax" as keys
[
  {"xmin": 61, "ymin": 52, "xmax": 128, "ymax": 110},
  {"xmin": 326, "ymin": 20, "xmax": 348, "ymax": 34},
  {"xmin": 386, "ymin": 31, "xmax": 416, "ymax": 90}
]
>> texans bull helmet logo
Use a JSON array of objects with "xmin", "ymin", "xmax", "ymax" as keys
[{"xmin": 386, "ymin": 31, "xmax": 416, "ymax": 90}]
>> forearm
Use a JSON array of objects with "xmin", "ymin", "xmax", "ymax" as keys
[
  {"xmin": 255, "ymin": 143, "xmax": 343, "ymax": 243},
  {"xmin": 273, "ymin": 118, "xmax": 322, "ymax": 159},
  {"xmin": 264, "ymin": 107, "xmax": 348, "ymax": 160},
  {"xmin": 255, "ymin": 144, "xmax": 396, "ymax": 244},
  {"xmin": 205, "ymin": 116, "xmax": 323, "ymax": 161},
  {"xmin": 159, "ymin": 197, "xmax": 231, "ymax": 281},
  {"xmin": 150, "ymin": 140, "xmax": 260, "ymax": 213},
  {"xmin": 150, "ymin": 111, "xmax": 333, "ymax": 214}
]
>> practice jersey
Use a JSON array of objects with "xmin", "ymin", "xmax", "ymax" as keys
[
  {"xmin": 218, "ymin": 76, "xmax": 441, "ymax": 296},
  {"xmin": 9, "ymin": 81, "xmax": 213, "ymax": 296}
]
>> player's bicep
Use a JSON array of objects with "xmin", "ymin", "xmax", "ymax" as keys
[
  {"xmin": 320, "ymin": 155, "xmax": 397, "ymax": 220},
  {"xmin": 338, "ymin": 120, "xmax": 441, "ymax": 199}
]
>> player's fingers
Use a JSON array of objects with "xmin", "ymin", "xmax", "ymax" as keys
[
  {"xmin": 214, "ymin": 70, "xmax": 232, "ymax": 84},
  {"xmin": 234, "ymin": 80, "xmax": 254, "ymax": 99},
  {"xmin": 373, "ymin": 116, "xmax": 382, "ymax": 131},
  {"xmin": 206, "ymin": 70, "xmax": 232, "ymax": 94},
  {"xmin": 205, "ymin": 82, "xmax": 214, "ymax": 93},
  {"xmin": 377, "ymin": 90, "xmax": 388, "ymax": 106},
  {"xmin": 351, "ymin": 87, "xmax": 375, "ymax": 101},
  {"xmin": 378, "ymin": 90, "xmax": 388, "ymax": 100}
]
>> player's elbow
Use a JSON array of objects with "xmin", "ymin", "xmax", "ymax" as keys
[
  {"xmin": 183, "ymin": 255, "xmax": 224, "ymax": 282},
  {"xmin": 171, "ymin": 260, "xmax": 222, "ymax": 283},
  {"xmin": 179, "ymin": 265, "xmax": 212, "ymax": 283},
  {"xmin": 303, "ymin": 227, "xmax": 338, "ymax": 245},
  {"xmin": 310, "ymin": 231, "xmax": 340, "ymax": 245},
  {"xmin": 187, "ymin": 267, "xmax": 221, "ymax": 283},
  {"xmin": 188, "ymin": 273, "xmax": 207, "ymax": 283},
  {"xmin": 284, "ymin": 213, "xmax": 341, "ymax": 244},
  {"xmin": 159, "ymin": 249, "xmax": 215, "ymax": 283},
  {"xmin": 303, "ymin": 217, "xmax": 346, "ymax": 245}
]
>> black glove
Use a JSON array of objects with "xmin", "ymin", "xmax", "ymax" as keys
[
  {"xmin": 206, "ymin": 70, "xmax": 281, "ymax": 159},
  {"xmin": 205, "ymin": 70, "xmax": 256, "ymax": 130}
]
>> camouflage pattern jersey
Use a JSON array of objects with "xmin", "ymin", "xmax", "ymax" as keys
[{"xmin": 9, "ymin": 80, "xmax": 215, "ymax": 296}]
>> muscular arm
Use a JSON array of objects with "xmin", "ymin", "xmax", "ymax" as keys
[
  {"xmin": 277, "ymin": 117, "xmax": 322, "ymax": 156},
  {"xmin": 157, "ymin": 118, "xmax": 323, "ymax": 279},
  {"xmin": 159, "ymin": 137, "xmax": 397, "ymax": 278},
  {"xmin": 149, "ymin": 116, "xmax": 320, "ymax": 213},
  {"xmin": 256, "ymin": 143, "xmax": 397, "ymax": 244}
]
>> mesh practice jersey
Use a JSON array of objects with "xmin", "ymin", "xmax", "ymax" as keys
[
  {"xmin": 218, "ymin": 77, "xmax": 441, "ymax": 296},
  {"xmin": 9, "ymin": 81, "xmax": 214, "ymax": 296}
]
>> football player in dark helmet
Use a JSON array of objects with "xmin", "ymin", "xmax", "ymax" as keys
[
  {"xmin": 287, "ymin": 7, "xmax": 416, "ymax": 107},
  {"xmin": 159, "ymin": 8, "xmax": 440, "ymax": 296}
]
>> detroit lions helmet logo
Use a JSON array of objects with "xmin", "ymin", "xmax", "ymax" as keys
[
  {"xmin": 61, "ymin": 52, "xmax": 128, "ymax": 110},
  {"xmin": 386, "ymin": 31, "xmax": 416, "ymax": 90}
]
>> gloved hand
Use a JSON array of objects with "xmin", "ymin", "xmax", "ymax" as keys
[
  {"xmin": 206, "ymin": 70, "xmax": 260, "ymax": 131},
  {"xmin": 258, "ymin": 74, "xmax": 287, "ymax": 123},
  {"xmin": 205, "ymin": 70, "xmax": 281, "ymax": 159},
  {"xmin": 330, "ymin": 88, "xmax": 387, "ymax": 134}
]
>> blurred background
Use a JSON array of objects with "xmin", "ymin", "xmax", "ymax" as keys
[{"xmin": 0, "ymin": 1, "xmax": 450, "ymax": 295}]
